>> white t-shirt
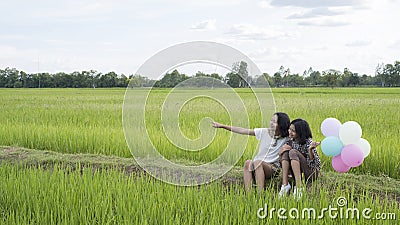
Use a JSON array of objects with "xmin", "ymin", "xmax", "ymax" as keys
[{"xmin": 253, "ymin": 128, "xmax": 288, "ymax": 164}]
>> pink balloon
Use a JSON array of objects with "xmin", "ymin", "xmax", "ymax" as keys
[
  {"xmin": 332, "ymin": 155, "xmax": 351, "ymax": 173},
  {"xmin": 321, "ymin": 118, "xmax": 341, "ymax": 137},
  {"xmin": 340, "ymin": 144, "xmax": 364, "ymax": 167}
]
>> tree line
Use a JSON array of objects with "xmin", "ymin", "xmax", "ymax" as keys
[{"xmin": 1, "ymin": 60, "xmax": 399, "ymax": 88}]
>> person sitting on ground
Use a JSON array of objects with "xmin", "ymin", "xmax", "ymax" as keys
[
  {"xmin": 212, "ymin": 112, "xmax": 291, "ymax": 192},
  {"xmin": 278, "ymin": 118, "xmax": 321, "ymax": 199}
]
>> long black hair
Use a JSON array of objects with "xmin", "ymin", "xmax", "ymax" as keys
[
  {"xmin": 274, "ymin": 112, "xmax": 290, "ymax": 138},
  {"xmin": 291, "ymin": 118, "xmax": 312, "ymax": 144}
]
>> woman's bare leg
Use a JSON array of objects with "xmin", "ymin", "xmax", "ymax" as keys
[
  {"xmin": 259, "ymin": 162, "xmax": 276, "ymax": 191},
  {"xmin": 243, "ymin": 160, "xmax": 254, "ymax": 192},
  {"xmin": 253, "ymin": 160, "xmax": 275, "ymax": 192},
  {"xmin": 290, "ymin": 160, "xmax": 302, "ymax": 187},
  {"xmin": 254, "ymin": 162, "xmax": 265, "ymax": 191},
  {"xmin": 261, "ymin": 162, "xmax": 275, "ymax": 179},
  {"xmin": 281, "ymin": 160, "xmax": 290, "ymax": 186},
  {"xmin": 288, "ymin": 149, "xmax": 306, "ymax": 188}
]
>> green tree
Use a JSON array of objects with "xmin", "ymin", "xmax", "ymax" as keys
[
  {"xmin": 38, "ymin": 73, "xmax": 53, "ymax": 88},
  {"xmin": 302, "ymin": 67, "xmax": 314, "ymax": 87},
  {"xmin": 154, "ymin": 70, "xmax": 189, "ymax": 88},
  {"xmin": 394, "ymin": 61, "xmax": 400, "ymax": 86},
  {"xmin": 383, "ymin": 62, "xmax": 400, "ymax": 86},
  {"xmin": 0, "ymin": 68, "xmax": 6, "ymax": 87},
  {"xmin": 99, "ymin": 72, "xmax": 118, "ymax": 87},
  {"xmin": 255, "ymin": 73, "xmax": 273, "ymax": 87},
  {"xmin": 191, "ymin": 71, "xmax": 223, "ymax": 87},
  {"xmin": 287, "ymin": 74, "xmax": 304, "ymax": 87},
  {"xmin": 339, "ymin": 68, "xmax": 359, "ymax": 87},
  {"xmin": 308, "ymin": 70, "xmax": 321, "ymax": 86},
  {"xmin": 210, "ymin": 73, "xmax": 223, "ymax": 80},
  {"xmin": 375, "ymin": 63, "xmax": 387, "ymax": 87},
  {"xmin": 349, "ymin": 73, "xmax": 360, "ymax": 87},
  {"xmin": 129, "ymin": 74, "xmax": 145, "ymax": 87},
  {"xmin": 278, "ymin": 66, "xmax": 289, "ymax": 87},
  {"xmin": 273, "ymin": 72, "xmax": 282, "ymax": 87},
  {"xmin": 232, "ymin": 61, "xmax": 249, "ymax": 87},
  {"xmin": 2, "ymin": 68, "xmax": 20, "ymax": 88},
  {"xmin": 322, "ymin": 69, "xmax": 341, "ymax": 88},
  {"xmin": 225, "ymin": 72, "xmax": 241, "ymax": 88}
]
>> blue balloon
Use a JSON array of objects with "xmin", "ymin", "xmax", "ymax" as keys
[{"xmin": 321, "ymin": 136, "xmax": 344, "ymax": 157}]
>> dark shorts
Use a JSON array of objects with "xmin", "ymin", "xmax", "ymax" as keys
[
  {"xmin": 280, "ymin": 149, "xmax": 319, "ymax": 182},
  {"xmin": 250, "ymin": 160, "xmax": 280, "ymax": 179}
]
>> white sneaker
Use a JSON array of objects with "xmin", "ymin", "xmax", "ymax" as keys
[
  {"xmin": 293, "ymin": 187, "xmax": 303, "ymax": 200},
  {"xmin": 278, "ymin": 183, "xmax": 291, "ymax": 198}
]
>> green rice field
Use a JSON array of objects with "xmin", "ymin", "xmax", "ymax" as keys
[{"xmin": 1, "ymin": 88, "xmax": 399, "ymax": 224}]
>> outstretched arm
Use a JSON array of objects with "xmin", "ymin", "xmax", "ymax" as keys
[{"xmin": 212, "ymin": 121, "xmax": 255, "ymax": 136}]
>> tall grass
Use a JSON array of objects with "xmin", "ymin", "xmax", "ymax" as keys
[
  {"xmin": 0, "ymin": 88, "xmax": 399, "ymax": 178},
  {"xmin": 0, "ymin": 164, "xmax": 398, "ymax": 224}
]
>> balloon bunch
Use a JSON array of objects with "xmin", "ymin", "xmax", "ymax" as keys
[{"xmin": 320, "ymin": 118, "xmax": 371, "ymax": 173}]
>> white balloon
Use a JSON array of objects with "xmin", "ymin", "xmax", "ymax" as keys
[
  {"xmin": 355, "ymin": 138, "xmax": 371, "ymax": 158},
  {"xmin": 339, "ymin": 121, "xmax": 362, "ymax": 145}
]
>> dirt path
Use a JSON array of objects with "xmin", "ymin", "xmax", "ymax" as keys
[{"xmin": 1, "ymin": 146, "xmax": 400, "ymax": 204}]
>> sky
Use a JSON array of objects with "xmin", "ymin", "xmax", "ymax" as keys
[{"xmin": 1, "ymin": 0, "xmax": 399, "ymax": 78}]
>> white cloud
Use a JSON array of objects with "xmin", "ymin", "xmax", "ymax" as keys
[
  {"xmin": 388, "ymin": 40, "xmax": 400, "ymax": 49},
  {"xmin": 0, "ymin": 45, "xmax": 19, "ymax": 58},
  {"xmin": 248, "ymin": 47, "xmax": 317, "ymax": 75},
  {"xmin": 298, "ymin": 18, "xmax": 350, "ymax": 27},
  {"xmin": 0, "ymin": 35, "xmax": 26, "ymax": 40},
  {"xmin": 225, "ymin": 24, "xmax": 294, "ymax": 40},
  {"xmin": 249, "ymin": 47, "xmax": 303, "ymax": 61},
  {"xmin": 346, "ymin": 40, "xmax": 371, "ymax": 47},
  {"xmin": 190, "ymin": 19, "xmax": 217, "ymax": 31},
  {"xmin": 287, "ymin": 7, "xmax": 346, "ymax": 19},
  {"xmin": 258, "ymin": 0, "xmax": 273, "ymax": 9},
  {"xmin": 28, "ymin": 2, "xmax": 119, "ymax": 22},
  {"xmin": 313, "ymin": 46, "xmax": 329, "ymax": 51},
  {"xmin": 0, "ymin": 0, "xmax": 398, "ymax": 77},
  {"xmin": 269, "ymin": 0, "xmax": 364, "ymax": 8},
  {"xmin": 211, "ymin": 37, "xmax": 256, "ymax": 46}
]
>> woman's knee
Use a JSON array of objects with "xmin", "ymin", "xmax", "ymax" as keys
[
  {"xmin": 252, "ymin": 160, "xmax": 264, "ymax": 171},
  {"xmin": 244, "ymin": 160, "xmax": 252, "ymax": 170},
  {"xmin": 288, "ymin": 149, "xmax": 299, "ymax": 160},
  {"xmin": 280, "ymin": 151, "xmax": 290, "ymax": 161}
]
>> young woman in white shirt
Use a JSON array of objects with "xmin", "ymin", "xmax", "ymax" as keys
[{"xmin": 212, "ymin": 112, "xmax": 290, "ymax": 192}]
